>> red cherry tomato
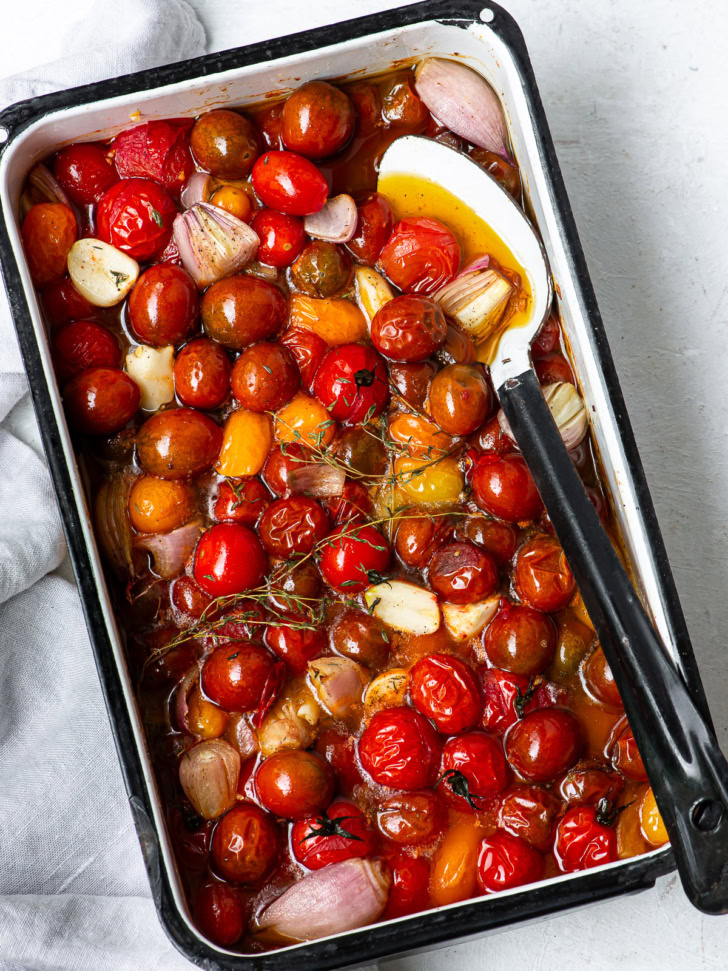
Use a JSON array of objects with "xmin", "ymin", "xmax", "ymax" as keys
[
  {"xmin": 497, "ymin": 785, "xmax": 560, "ymax": 852},
  {"xmin": 194, "ymin": 882, "xmax": 246, "ymax": 947},
  {"xmin": 255, "ymin": 749, "xmax": 335, "ymax": 820},
  {"xmin": 409, "ymin": 653, "xmax": 481, "ymax": 734},
  {"xmin": 41, "ymin": 278, "xmax": 96, "ymax": 330},
  {"xmin": 531, "ymin": 315, "xmax": 561, "ymax": 359},
  {"xmin": 112, "ymin": 120, "xmax": 194, "ymax": 197},
  {"xmin": 96, "ymin": 178, "xmax": 176, "ymax": 260},
  {"xmin": 371, "ymin": 295, "xmax": 447, "ymax": 362},
  {"xmin": 482, "ymin": 601, "xmax": 556, "ymax": 676},
  {"xmin": 379, "ymin": 217, "xmax": 460, "ymax": 295},
  {"xmin": 583, "ymin": 645, "xmax": 623, "ymax": 709},
  {"xmin": 193, "ymin": 523, "xmax": 267, "ymax": 597},
  {"xmin": 251, "ymin": 151, "xmax": 329, "ymax": 216},
  {"xmin": 254, "ymin": 102, "xmax": 284, "ymax": 150},
  {"xmin": 376, "ymin": 789, "xmax": 448, "ymax": 847},
  {"xmin": 282, "ymin": 81, "xmax": 355, "ymax": 159},
  {"xmin": 476, "ymin": 831, "xmax": 544, "ymax": 892},
  {"xmin": 358, "ymin": 706, "xmax": 441, "ymax": 790},
  {"xmin": 472, "ymin": 413, "xmax": 515, "ymax": 454},
  {"xmin": 174, "ymin": 338, "xmax": 231, "ymax": 409},
  {"xmin": 291, "ymin": 798, "xmax": 375, "ymax": 870},
  {"xmin": 472, "ymin": 453, "xmax": 543, "ymax": 523},
  {"xmin": 313, "ymin": 343, "xmax": 389, "ymax": 424},
  {"xmin": 170, "ymin": 575, "xmax": 214, "ymax": 622},
  {"xmin": 63, "ymin": 367, "xmax": 140, "ymax": 435},
  {"xmin": 438, "ymin": 731, "xmax": 508, "ymax": 813},
  {"xmin": 455, "ymin": 515, "xmax": 518, "ymax": 563},
  {"xmin": 607, "ymin": 715, "xmax": 648, "ymax": 781},
  {"xmin": 53, "ymin": 321, "xmax": 120, "ymax": 384},
  {"xmin": 319, "ymin": 522, "xmax": 390, "ymax": 593},
  {"xmin": 479, "ymin": 667, "xmax": 534, "ymax": 736},
  {"xmin": 554, "ymin": 803, "xmax": 619, "ymax": 872},
  {"xmin": 251, "ymin": 208, "xmax": 307, "ymax": 267},
  {"xmin": 514, "ymin": 535, "xmax": 575, "ymax": 612},
  {"xmin": 428, "ymin": 541, "xmax": 499, "ymax": 605},
  {"xmin": 212, "ymin": 477, "xmax": 270, "ymax": 525},
  {"xmin": 201, "ymin": 641, "xmax": 274, "ymax": 711},
  {"xmin": 535, "ymin": 353, "xmax": 575, "ymax": 386},
  {"xmin": 128, "ymin": 263, "xmax": 199, "ymax": 347},
  {"xmin": 557, "ymin": 763, "xmax": 625, "ymax": 807},
  {"xmin": 346, "ymin": 192, "xmax": 394, "ymax": 264},
  {"xmin": 324, "ymin": 481, "xmax": 373, "ymax": 526},
  {"xmin": 257, "ymin": 496, "xmax": 330, "ymax": 557},
  {"xmin": 53, "ymin": 143, "xmax": 119, "ymax": 204},
  {"xmin": 505, "ymin": 708, "xmax": 583, "ymax": 783},
  {"xmin": 264, "ymin": 625, "xmax": 327, "ymax": 675},
  {"xmin": 381, "ymin": 850, "xmax": 430, "ymax": 920},
  {"xmin": 315, "ymin": 728, "xmax": 366, "ymax": 796},
  {"xmin": 279, "ymin": 326, "xmax": 328, "ymax": 393},
  {"xmin": 22, "ymin": 204, "xmax": 77, "ymax": 287},
  {"xmin": 261, "ymin": 443, "xmax": 309, "ymax": 497},
  {"xmin": 211, "ymin": 803, "xmax": 279, "ymax": 883}
]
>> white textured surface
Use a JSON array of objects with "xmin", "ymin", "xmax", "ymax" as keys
[{"xmin": 3, "ymin": 0, "xmax": 728, "ymax": 967}]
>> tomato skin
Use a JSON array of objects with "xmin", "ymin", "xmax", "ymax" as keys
[
  {"xmin": 255, "ymin": 750, "xmax": 335, "ymax": 820},
  {"xmin": 472, "ymin": 414, "xmax": 515, "ymax": 455},
  {"xmin": 42, "ymin": 278, "xmax": 96, "ymax": 329},
  {"xmin": 193, "ymin": 523, "xmax": 267, "ymax": 597},
  {"xmin": 379, "ymin": 217, "xmax": 460, "ymax": 295},
  {"xmin": 251, "ymin": 208, "xmax": 307, "ymax": 267},
  {"xmin": 315, "ymin": 728, "xmax": 366, "ymax": 795},
  {"xmin": 535, "ymin": 352, "xmax": 575, "ymax": 386},
  {"xmin": 251, "ymin": 151, "xmax": 329, "ymax": 216},
  {"xmin": 63, "ymin": 367, "xmax": 140, "ymax": 435},
  {"xmin": 191, "ymin": 110, "xmax": 261, "ymax": 180},
  {"xmin": 212, "ymin": 477, "xmax": 270, "ymax": 525},
  {"xmin": 505, "ymin": 709, "xmax": 583, "ymax": 783},
  {"xmin": 170, "ymin": 575, "xmax": 214, "ymax": 622},
  {"xmin": 497, "ymin": 785, "xmax": 560, "ymax": 852},
  {"xmin": 258, "ymin": 496, "xmax": 329, "ymax": 557},
  {"xmin": 476, "ymin": 831, "xmax": 544, "ymax": 892},
  {"xmin": 113, "ymin": 120, "xmax": 194, "ymax": 196},
  {"xmin": 371, "ymin": 295, "xmax": 447, "ymax": 363},
  {"xmin": 583, "ymin": 645, "xmax": 623, "ymax": 709},
  {"xmin": 428, "ymin": 541, "xmax": 499, "ymax": 605},
  {"xmin": 194, "ymin": 881, "xmax": 246, "ymax": 947},
  {"xmin": 128, "ymin": 263, "xmax": 199, "ymax": 347},
  {"xmin": 174, "ymin": 338, "xmax": 231, "ymax": 410},
  {"xmin": 554, "ymin": 805, "xmax": 618, "ymax": 872},
  {"xmin": 346, "ymin": 192, "xmax": 394, "ymax": 264},
  {"xmin": 201, "ymin": 641, "xmax": 274, "ymax": 711},
  {"xmin": 201, "ymin": 275, "xmax": 287, "ymax": 350},
  {"xmin": 313, "ymin": 343, "xmax": 389, "ymax": 424},
  {"xmin": 54, "ymin": 143, "xmax": 118, "ymax": 204},
  {"xmin": 514, "ymin": 535, "xmax": 575, "ymax": 612},
  {"xmin": 478, "ymin": 667, "xmax": 532, "ymax": 736},
  {"xmin": 376, "ymin": 789, "xmax": 448, "ymax": 846},
  {"xmin": 211, "ymin": 804, "xmax": 279, "ymax": 884},
  {"xmin": 530, "ymin": 314, "xmax": 561, "ymax": 359},
  {"xmin": 358, "ymin": 706, "xmax": 441, "ymax": 790},
  {"xmin": 264, "ymin": 625, "xmax": 327, "ymax": 675},
  {"xmin": 96, "ymin": 178, "xmax": 176, "ymax": 260},
  {"xmin": 382, "ymin": 851, "xmax": 430, "ymax": 920},
  {"xmin": 282, "ymin": 81, "xmax": 355, "ymax": 159},
  {"xmin": 53, "ymin": 321, "xmax": 120, "ymax": 383},
  {"xmin": 456, "ymin": 515, "xmax": 518, "ymax": 564},
  {"xmin": 291, "ymin": 798, "xmax": 375, "ymax": 869},
  {"xmin": 482, "ymin": 601, "xmax": 556, "ymax": 677},
  {"xmin": 472, "ymin": 453, "xmax": 543, "ymax": 523},
  {"xmin": 319, "ymin": 522, "xmax": 391, "ymax": 593},
  {"xmin": 261, "ymin": 443, "xmax": 308, "ymax": 497},
  {"xmin": 22, "ymin": 203, "xmax": 77, "ymax": 287},
  {"xmin": 439, "ymin": 732, "xmax": 508, "ymax": 813},
  {"xmin": 557, "ymin": 763, "xmax": 625, "ymax": 807},
  {"xmin": 409, "ymin": 654, "xmax": 482, "ymax": 734},
  {"xmin": 324, "ymin": 481, "xmax": 373, "ymax": 526},
  {"xmin": 279, "ymin": 326, "xmax": 328, "ymax": 393},
  {"xmin": 607, "ymin": 715, "xmax": 648, "ymax": 781}
]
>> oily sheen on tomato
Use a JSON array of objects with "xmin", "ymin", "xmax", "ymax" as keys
[
  {"xmin": 358, "ymin": 706, "xmax": 441, "ymax": 790},
  {"xmin": 554, "ymin": 804, "xmax": 618, "ymax": 872},
  {"xmin": 255, "ymin": 750, "xmax": 335, "ymax": 820},
  {"xmin": 211, "ymin": 804, "xmax": 279, "ymax": 884},
  {"xmin": 379, "ymin": 217, "xmax": 461, "ymax": 294},
  {"xmin": 251, "ymin": 151, "xmax": 329, "ymax": 216},
  {"xmin": 505, "ymin": 708, "xmax": 583, "ymax": 783},
  {"xmin": 371, "ymin": 295, "xmax": 447, "ymax": 362},
  {"xmin": 96, "ymin": 178, "xmax": 176, "ymax": 260},
  {"xmin": 472, "ymin": 453, "xmax": 543, "ymax": 522},
  {"xmin": 291, "ymin": 799, "xmax": 375, "ymax": 869},
  {"xmin": 376, "ymin": 790, "xmax": 447, "ymax": 847},
  {"xmin": 476, "ymin": 831, "xmax": 544, "ymax": 893},
  {"xmin": 409, "ymin": 653, "xmax": 481, "ymax": 734},
  {"xmin": 438, "ymin": 731, "xmax": 508, "ymax": 812},
  {"xmin": 193, "ymin": 523, "xmax": 267, "ymax": 597},
  {"xmin": 319, "ymin": 523, "xmax": 390, "ymax": 593},
  {"xmin": 201, "ymin": 641, "xmax": 274, "ymax": 711},
  {"xmin": 313, "ymin": 344, "xmax": 389, "ymax": 424}
]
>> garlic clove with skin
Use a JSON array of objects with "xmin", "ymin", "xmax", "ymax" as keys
[
  {"xmin": 498, "ymin": 381, "xmax": 588, "ymax": 452},
  {"xmin": 307, "ymin": 657, "xmax": 369, "ymax": 719},
  {"xmin": 433, "ymin": 255, "xmax": 514, "ymax": 341},
  {"xmin": 178, "ymin": 738, "xmax": 240, "ymax": 820},
  {"xmin": 173, "ymin": 202, "xmax": 259, "ymax": 289}
]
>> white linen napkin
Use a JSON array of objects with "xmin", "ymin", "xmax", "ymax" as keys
[{"xmin": 0, "ymin": 2, "xmax": 204, "ymax": 969}]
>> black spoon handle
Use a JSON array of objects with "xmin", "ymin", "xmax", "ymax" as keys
[{"xmin": 498, "ymin": 367, "xmax": 728, "ymax": 914}]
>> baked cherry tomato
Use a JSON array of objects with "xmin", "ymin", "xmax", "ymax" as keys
[
  {"xmin": 358, "ymin": 706, "xmax": 441, "ymax": 790},
  {"xmin": 170, "ymin": 575, "xmax": 214, "ymax": 622},
  {"xmin": 482, "ymin": 601, "xmax": 556, "ymax": 677},
  {"xmin": 530, "ymin": 314, "xmax": 561, "ymax": 359},
  {"xmin": 290, "ymin": 240, "xmax": 352, "ymax": 297},
  {"xmin": 381, "ymin": 850, "xmax": 430, "ymax": 920},
  {"xmin": 251, "ymin": 208, "xmax": 307, "ymax": 267},
  {"xmin": 190, "ymin": 109, "xmax": 261, "ymax": 179},
  {"xmin": 313, "ymin": 343, "xmax": 389, "ymax": 424},
  {"xmin": 476, "ymin": 831, "xmax": 544, "ymax": 892},
  {"xmin": 469, "ymin": 147, "xmax": 521, "ymax": 197},
  {"xmin": 514, "ymin": 535, "xmax": 575, "ymax": 612},
  {"xmin": 255, "ymin": 750, "xmax": 335, "ymax": 820},
  {"xmin": 194, "ymin": 881, "xmax": 246, "ymax": 947},
  {"xmin": 113, "ymin": 120, "xmax": 194, "ymax": 196},
  {"xmin": 557, "ymin": 762, "xmax": 625, "ymax": 807},
  {"xmin": 346, "ymin": 192, "xmax": 394, "ymax": 264},
  {"xmin": 315, "ymin": 728, "xmax": 366, "ymax": 796},
  {"xmin": 137, "ymin": 408, "xmax": 222, "ymax": 479},
  {"xmin": 279, "ymin": 326, "xmax": 328, "ymax": 392},
  {"xmin": 63, "ymin": 367, "xmax": 139, "ymax": 435},
  {"xmin": 174, "ymin": 338, "xmax": 231, "ymax": 409},
  {"xmin": 212, "ymin": 477, "xmax": 270, "ymax": 525},
  {"xmin": 201, "ymin": 276, "xmax": 287, "ymax": 350},
  {"xmin": 497, "ymin": 785, "xmax": 560, "ymax": 851},
  {"xmin": 21, "ymin": 203, "xmax": 77, "ymax": 287},
  {"xmin": 554, "ymin": 801, "xmax": 619, "ymax": 872},
  {"xmin": 371, "ymin": 295, "xmax": 447, "ymax": 362},
  {"xmin": 128, "ymin": 263, "xmax": 199, "ymax": 347},
  {"xmin": 381, "ymin": 72, "xmax": 430, "ymax": 128},
  {"xmin": 96, "ymin": 178, "xmax": 176, "ymax": 260},
  {"xmin": 291, "ymin": 798, "xmax": 375, "ymax": 869},
  {"xmin": 193, "ymin": 523, "xmax": 267, "ymax": 597},
  {"xmin": 264, "ymin": 625, "xmax": 327, "ymax": 675},
  {"xmin": 395, "ymin": 515, "xmax": 452, "ymax": 569},
  {"xmin": 505, "ymin": 708, "xmax": 583, "ymax": 783},
  {"xmin": 438, "ymin": 731, "xmax": 508, "ymax": 813},
  {"xmin": 324, "ymin": 481, "xmax": 373, "ymax": 526},
  {"xmin": 201, "ymin": 641, "xmax": 274, "ymax": 711},
  {"xmin": 329, "ymin": 608, "xmax": 389, "ymax": 668},
  {"xmin": 428, "ymin": 541, "xmax": 498, "ymax": 604},
  {"xmin": 41, "ymin": 277, "xmax": 96, "ymax": 329},
  {"xmin": 535, "ymin": 353, "xmax": 575, "ymax": 386},
  {"xmin": 211, "ymin": 803, "xmax": 279, "ymax": 883},
  {"xmin": 53, "ymin": 321, "xmax": 120, "ymax": 383},
  {"xmin": 388, "ymin": 360, "xmax": 436, "ymax": 410},
  {"xmin": 472, "ymin": 453, "xmax": 543, "ymax": 523},
  {"xmin": 379, "ymin": 217, "xmax": 460, "ymax": 295},
  {"xmin": 319, "ymin": 522, "xmax": 390, "ymax": 593},
  {"xmin": 376, "ymin": 789, "xmax": 448, "ymax": 846},
  {"xmin": 231, "ymin": 342, "xmax": 300, "ymax": 413},
  {"xmin": 344, "ymin": 81, "xmax": 383, "ymax": 137},
  {"xmin": 261, "ymin": 443, "xmax": 309, "ymax": 496},
  {"xmin": 428, "ymin": 363, "xmax": 492, "ymax": 437},
  {"xmin": 251, "ymin": 151, "xmax": 329, "ymax": 216},
  {"xmin": 253, "ymin": 102, "xmax": 284, "ymax": 150},
  {"xmin": 53, "ymin": 143, "xmax": 118, "ymax": 204},
  {"xmin": 455, "ymin": 515, "xmax": 518, "ymax": 563},
  {"xmin": 282, "ymin": 81, "xmax": 355, "ymax": 159},
  {"xmin": 258, "ymin": 496, "xmax": 329, "ymax": 557},
  {"xmin": 409, "ymin": 653, "xmax": 481, "ymax": 734},
  {"xmin": 607, "ymin": 715, "xmax": 648, "ymax": 781},
  {"xmin": 168, "ymin": 806, "xmax": 213, "ymax": 873},
  {"xmin": 479, "ymin": 667, "xmax": 539, "ymax": 736},
  {"xmin": 583, "ymin": 645, "xmax": 623, "ymax": 709},
  {"xmin": 472, "ymin": 413, "xmax": 515, "ymax": 454}
]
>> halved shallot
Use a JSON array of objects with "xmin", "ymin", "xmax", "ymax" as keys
[
  {"xmin": 94, "ymin": 475, "xmax": 135, "ymax": 578},
  {"xmin": 303, "ymin": 194, "xmax": 357, "ymax": 243},
  {"xmin": 180, "ymin": 171, "xmax": 213, "ymax": 209},
  {"xmin": 255, "ymin": 858, "xmax": 391, "ymax": 942},
  {"xmin": 288, "ymin": 462, "xmax": 345, "ymax": 497},
  {"xmin": 414, "ymin": 58, "xmax": 508, "ymax": 156},
  {"xmin": 134, "ymin": 520, "xmax": 203, "ymax": 580},
  {"xmin": 178, "ymin": 738, "xmax": 240, "ymax": 821},
  {"xmin": 433, "ymin": 255, "xmax": 514, "ymax": 341},
  {"xmin": 173, "ymin": 202, "xmax": 259, "ymax": 288},
  {"xmin": 307, "ymin": 657, "xmax": 369, "ymax": 719},
  {"xmin": 498, "ymin": 381, "xmax": 588, "ymax": 452},
  {"xmin": 23, "ymin": 163, "xmax": 74, "ymax": 215}
]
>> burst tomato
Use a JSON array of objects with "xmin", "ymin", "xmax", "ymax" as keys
[
  {"xmin": 96, "ymin": 178, "xmax": 176, "ymax": 260},
  {"xmin": 251, "ymin": 208, "xmax": 307, "ymax": 267},
  {"xmin": 211, "ymin": 804, "xmax": 279, "ymax": 884},
  {"xmin": 313, "ymin": 343, "xmax": 389, "ymax": 424},
  {"xmin": 53, "ymin": 321, "xmax": 120, "ymax": 384},
  {"xmin": 113, "ymin": 120, "xmax": 194, "ymax": 196},
  {"xmin": 409, "ymin": 653, "xmax": 481, "ymax": 734},
  {"xmin": 212, "ymin": 477, "xmax": 270, "ymax": 525},
  {"xmin": 376, "ymin": 789, "xmax": 447, "ymax": 847},
  {"xmin": 257, "ymin": 496, "xmax": 330, "ymax": 557},
  {"xmin": 438, "ymin": 732, "xmax": 508, "ymax": 813},
  {"xmin": 358, "ymin": 706, "xmax": 441, "ymax": 790},
  {"xmin": 514, "ymin": 535, "xmax": 575, "ymax": 612},
  {"xmin": 319, "ymin": 522, "xmax": 391, "ymax": 593},
  {"xmin": 279, "ymin": 326, "xmax": 328, "ymax": 392},
  {"xmin": 291, "ymin": 799, "xmax": 375, "ymax": 869},
  {"xmin": 497, "ymin": 785, "xmax": 560, "ymax": 852},
  {"xmin": 379, "ymin": 216, "xmax": 460, "ymax": 295},
  {"xmin": 554, "ymin": 802, "xmax": 619, "ymax": 872},
  {"xmin": 371, "ymin": 295, "xmax": 447, "ymax": 362},
  {"xmin": 476, "ymin": 831, "xmax": 544, "ymax": 892}
]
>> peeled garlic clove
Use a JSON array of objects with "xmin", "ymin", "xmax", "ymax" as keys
[
  {"xmin": 414, "ymin": 58, "xmax": 508, "ymax": 155},
  {"xmin": 355, "ymin": 266, "xmax": 394, "ymax": 326},
  {"xmin": 364, "ymin": 580, "xmax": 440, "ymax": 635},
  {"xmin": 67, "ymin": 238, "xmax": 139, "ymax": 307},
  {"xmin": 307, "ymin": 657, "xmax": 368, "ymax": 718},
  {"xmin": 173, "ymin": 202, "xmax": 259, "ymax": 289},
  {"xmin": 178, "ymin": 738, "xmax": 240, "ymax": 820},
  {"xmin": 442, "ymin": 594, "xmax": 500, "ymax": 641},
  {"xmin": 363, "ymin": 668, "xmax": 410, "ymax": 710},
  {"xmin": 303, "ymin": 194, "xmax": 357, "ymax": 243},
  {"xmin": 433, "ymin": 255, "xmax": 514, "ymax": 341},
  {"xmin": 498, "ymin": 382, "xmax": 588, "ymax": 452},
  {"xmin": 124, "ymin": 344, "xmax": 175, "ymax": 411}
]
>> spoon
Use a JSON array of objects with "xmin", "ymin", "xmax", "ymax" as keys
[{"xmin": 378, "ymin": 134, "xmax": 728, "ymax": 915}]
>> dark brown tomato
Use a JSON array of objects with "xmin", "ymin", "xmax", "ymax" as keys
[
  {"xmin": 557, "ymin": 762, "xmax": 625, "ymax": 807},
  {"xmin": 455, "ymin": 515, "xmax": 518, "ymax": 564},
  {"xmin": 505, "ymin": 708, "xmax": 583, "ymax": 783},
  {"xmin": 201, "ymin": 276, "xmax": 287, "ymax": 350},
  {"xmin": 395, "ymin": 516, "xmax": 452, "ymax": 568},
  {"xmin": 428, "ymin": 541, "xmax": 498, "ymax": 604},
  {"xmin": 136, "ymin": 408, "xmax": 222, "ymax": 479},
  {"xmin": 201, "ymin": 641, "xmax": 275, "ymax": 712},
  {"xmin": 255, "ymin": 750, "xmax": 335, "ymax": 820},
  {"xmin": 279, "ymin": 326, "xmax": 329, "ymax": 392},
  {"xmin": 469, "ymin": 147, "xmax": 521, "ymax": 197},
  {"xmin": 330, "ymin": 608, "xmax": 390, "ymax": 668},
  {"xmin": 231, "ymin": 342, "xmax": 300, "ymax": 413},
  {"xmin": 190, "ymin": 109, "xmax": 261, "ymax": 179},
  {"xmin": 380, "ymin": 72, "xmax": 430, "ymax": 128},
  {"xmin": 210, "ymin": 804, "xmax": 279, "ymax": 883},
  {"xmin": 482, "ymin": 602, "xmax": 557, "ymax": 677},
  {"xmin": 63, "ymin": 367, "xmax": 140, "ymax": 435},
  {"xmin": 376, "ymin": 790, "xmax": 447, "ymax": 846},
  {"xmin": 497, "ymin": 785, "xmax": 560, "ymax": 852},
  {"xmin": 261, "ymin": 443, "xmax": 310, "ymax": 496},
  {"xmin": 281, "ymin": 81, "xmax": 355, "ymax": 159},
  {"xmin": 388, "ymin": 360, "xmax": 437, "ymax": 411},
  {"xmin": 212, "ymin": 477, "xmax": 271, "ymax": 525},
  {"xmin": 128, "ymin": 264, "xmax": 199, "ymax": 347},
  {"xmin": 439, "ymin": 323, "xmax": 477, "ymax": 365},
  {"xmin": 289, "ymin": 241, "xmax": 352, "ymax": 298},
  {"xmin": 194, "ymin": 882, "xmax": 246, "ymax": 947},
  {"xmin": 514, "ymin": 535, "xmax": 575, "ymax": 612},
  {"xmin": 332, "ymin": 426, "xmax": 388, "ymax": 479},
  {"xmin": 346, "ymin": 192, "xmax": 394, "ymax": 264},
  {"xmin": 170, "ymin": 575, "xmax": 214, "ymax": 622},
  {"xmin": 371, "ymin": 295, "xmax": 447, "ymax": 362},
  {"xmin": 268, "ymin": 558, "xmax": 322, "ymax": 618},
  {"xmin": 344, "ymin": 82, "xmax": 383, "ymax": 137},
  {"xmin": 583, "ymin": 645, "xmax": 623, "ymax": 709},
  {"xmin": 471, "ymin": 414, "xmax": 515, "ymax": 454},
  {"xmin": 264, "ymin": 625, "xmax": 327, "ymax": 675},
  {"xmin": 257, "ymin": 496, "xmax": 330, "ymax": 556},
  {"xmin": 429, "ymin": 363, "xmax": 492, "ymax": 436},
  {"xmin": 174, "ymin": 338, "xmax": 231, "ymax": 409}
]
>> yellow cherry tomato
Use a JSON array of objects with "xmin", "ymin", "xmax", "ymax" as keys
[
  {"xmin": 394, "ymin": 454, "xmax": 463, "ymax": 503},
  {"xmin": 430, "ymin": 817, "xmax": 483, "ymax": 906},
  {"xmin": 639, "ymin": 787, "xmax": 669, "ymax": 846},
  {"xmin": 217, "ymin": 409, "xmax": 272, "ymax": 476},
  {"xmin": 187, "ymin": 686, "xmax": 229, "ymax": 739},
  {"xmin": 209, "ymin": 184, "xmax": 252, "ymax": 222},
  {"xmin": 289, "ymin": 293, "xmax": 368, "ymax": 345},
  {"xmin": 128, "ymin": 475, "xmax": 195, "ymax": 533},
  {"xmin": 274, "ymin": 392, "xmax": 336, "ymax": 449}
]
